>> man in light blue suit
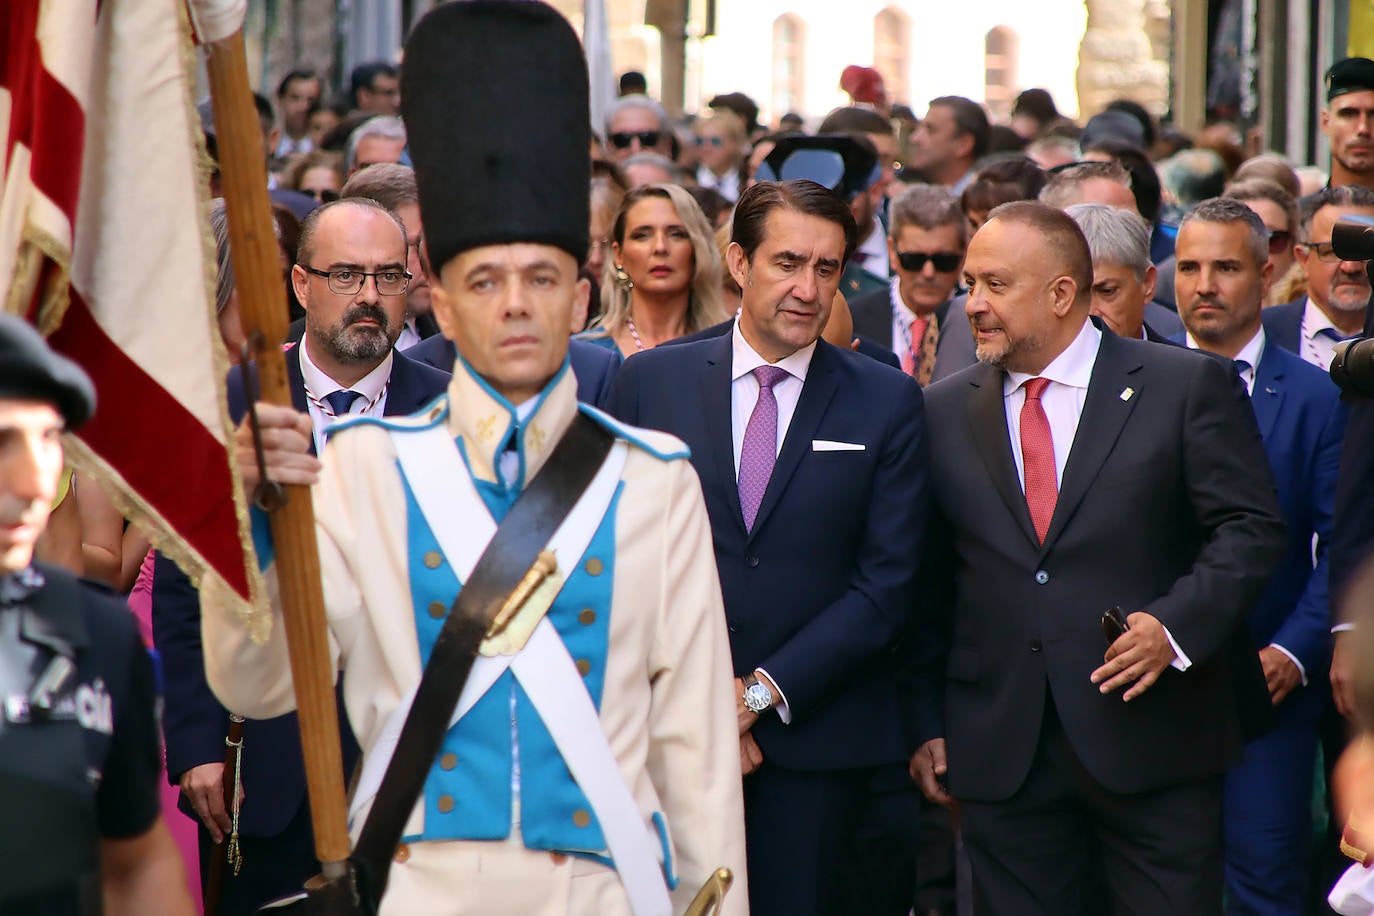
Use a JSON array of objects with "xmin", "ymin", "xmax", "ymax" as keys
[{"xmin": 1175, "ymin": 199, "xmax": 1347, "ymax": 915}]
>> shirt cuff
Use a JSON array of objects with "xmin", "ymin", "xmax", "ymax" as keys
[
  {"xmin": 1264, "ymin": 645, "xmax": 1308, "ymax": 686},
  {"xmin": 754, "ymin": 667, "xmax": 792, "ymax": 724},
  {"xmin": 1333, "ymin": 622, "xmax": 1357, "ymax": 634},
  {"xmin": 1163, "ymin": 626, "xmax": 1191, "ymax": 672}
]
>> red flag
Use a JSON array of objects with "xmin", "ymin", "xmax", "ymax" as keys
[{"xmin": 1, "ymin": 0, "xmax": 268, "ymax": 636}]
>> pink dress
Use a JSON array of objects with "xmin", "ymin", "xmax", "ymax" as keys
[{"xmin": 127, "ymin": 549, "xmax": 203, "ymax": 912}]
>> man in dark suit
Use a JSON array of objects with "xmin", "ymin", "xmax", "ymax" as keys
[
  {"xmin": 606, "ymin": 179, "xmax": 927, "ymax": 916},
  {"xmin": 1065, "ymin": 203, "xmax": 1175, "ymax": 344},
  {"xmin": 153, "ymin": 197, "xmax": 450, "ymax": 914},
  {"xmin": 1175, "ymin": 198, "xmax": 1346, "ymax": 913},
  {"xmin": 849, "ymin": 183, "xmax": 970, "ymax": 385},
  {"xmin": 407, "ymin": 333, "xmax": 620, "ymax": 407},
  {"xmin": 912, "ymin": 201, "xmax": 1286, "ymax": 914},
  {"xmin": 1262, "ymin": 185, "xmax": 1374, "ymax": 371}
]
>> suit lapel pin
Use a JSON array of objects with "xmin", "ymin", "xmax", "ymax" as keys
[{"xmin": 1119, "ymin": 387, "xmax": 1135, "ymax": 402}]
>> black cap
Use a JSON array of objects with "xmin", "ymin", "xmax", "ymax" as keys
[
  {"xmin": 1327, "ymin": 58, "xmax": 1374, "ymax": 101},
  {"xmin": 0, "ymin": 314, "xmax": 95, "ymax": 428},
  {"xmin": 755, "ymin": 134, "xmax": 880, "ymax": 202},
  {"xmin": 401, "ymin": 1, "xmax": 590, "ymax": 273}
]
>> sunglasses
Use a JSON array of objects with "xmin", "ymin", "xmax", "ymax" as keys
[
  {"xmin": 896, "ymin": 250, "xmax": 962, "ymax": 273},
  {"xmin": 304, "ymin": 188, "xmax": 340, "ymax": 203},
  {"xmin": 1267, "ymin": 229, "xmax": 1293, "ymax": 254},
  {"xmin": 610, "ymin": 130, "xmax": 662, "ymax": 150}
]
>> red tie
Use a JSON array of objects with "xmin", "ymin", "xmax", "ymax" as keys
[{"xmin": 1019, "ymin": 377, "xmax": 1057, "ymax": 543}]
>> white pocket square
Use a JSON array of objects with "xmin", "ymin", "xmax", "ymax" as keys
[{"xmin": 812, "ymin": 439, "xmax": 866, "ymax": 452}]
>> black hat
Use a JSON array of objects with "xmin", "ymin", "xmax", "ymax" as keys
[
  {"xmin": 401, "ymin": 1, "xmax": 590, "ymax": 272},
  {"xmin": 1327, "ymin": 58, "xmax": 1374, "ymax": 101},
  {"xmin": 755, "ymin": 134, "xmax": 880, "ymax": 202},
  {"xmin": 0, "ymin": 314, "xmax": 95, "ymax": 428}
]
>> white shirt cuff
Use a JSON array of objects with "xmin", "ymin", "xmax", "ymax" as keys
[
  {"xmin": 1267, "ymin": 643, "xmax": 1309, "ymax": 686},
  {"xmin": 1333, "ymin": 622, "xmax": 1358, "ymax": 634},
  {"xmin": 754, "ymin": 667, "xmax": 792, "ymax": 724},
  {"xmin": 1163, "ymin": 626, "xmax": 1191, "ymax": 672}
]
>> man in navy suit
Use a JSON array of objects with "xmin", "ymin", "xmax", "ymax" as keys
[
  {"xmin": 1175, "ymin": 199, "xmax": 1346, "ymax": 914},
  {"xmin": 407, "ymin": 333, "xmax": 620, "ymax": 407},
  {"xmin": 153, "ymin": 198, "xmax": 450, "ymax": 914},
  {"xmin": 1261, "ymin": 185, "xmax": 1374, "ymax": 372},
  {"xmin": 605, "ymin": 179, "xmax": 927, "ymax": 916}
]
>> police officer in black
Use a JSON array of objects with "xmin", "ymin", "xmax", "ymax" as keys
[{"xmin": 0, "ymin": 314, "xmax": 193, "ymax": 915}]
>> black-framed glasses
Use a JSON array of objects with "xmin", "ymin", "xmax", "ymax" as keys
[
  {"xmin": 1267, "ymin": 229, "xmax": 1293, "ymax": 254},
  {"xmin": 609, "ymin": 130, "xmax": 661, "ymax": 150},
  {"xmin": 895, "ymin": 250, "xmax": 962, "ymax": 273},
  {"xmin": 303, "ymin": 265, "xmax": 411, "ymax": 296},
  {"xmin": 303, "ymin": 188, "xmax": 339, "ymax": 203},
  {"xmin": 1302, "ymin": 241, "xmax": 1344, "ymax": 263}
]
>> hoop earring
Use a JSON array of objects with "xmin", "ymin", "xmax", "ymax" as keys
[{"xmin": 614, "ymin": 264, "xmax": 634, "ymax": 292}]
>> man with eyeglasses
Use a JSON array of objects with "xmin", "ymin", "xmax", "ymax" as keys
[
  {"xmin": 350, "ymin": 61, "xmax": 401, "ymax": 118},
  {"xmin": 849, "ymin": 183, "xmax": 973, "ymax": 385},
  {"xmin": 604, "ymin": 94, "xmax": 673, "ymax": 163},
  {"xmin": 151, "ymin": 196, "xmax": 449, "ymax": 914},
  {"xmin": 1262, "ymin": 185, "xmax": 1374, "ymax": 372}
]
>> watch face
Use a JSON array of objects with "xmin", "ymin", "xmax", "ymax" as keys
[{"xmin": 744, "ymin": 682, "xmax": 772, "ymax": 712}]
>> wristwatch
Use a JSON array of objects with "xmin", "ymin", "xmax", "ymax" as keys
[{"xmin": 741, "ymin": 673, "xmax": 774, "ymax": 714}]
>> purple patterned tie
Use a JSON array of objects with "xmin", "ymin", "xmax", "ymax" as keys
[{"xmin": 739, "ymin": 365, "xmax": 790, "ymax": 532}]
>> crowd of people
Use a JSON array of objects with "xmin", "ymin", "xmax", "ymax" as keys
[{"xmin": 14, "ymin": 1, "xmax": 1374, "ymax": 912}]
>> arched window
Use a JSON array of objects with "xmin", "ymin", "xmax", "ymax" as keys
[
  {"xmin": 772, "ymin": 15, "xmax": 806, "ymax": 118},
  {"xmin": 984, "ymin": 26, "xmax": 1019, "ymax": 120},
  {"xmin": 873, "ymin": 8, "xmax": 910, "ymax": 105}
]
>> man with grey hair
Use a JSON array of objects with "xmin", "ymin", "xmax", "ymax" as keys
[
  {"xmin": 850, "ymin": 183, "xmax": 974, "ymax": 384},
  {"xmin": 1263, "ymin": 184, "xmax": 1374, "ymax": 370},
  {"xmin": 1160, "ymin": 149, "xmax": 1228, "ymax": 213},
  {"xmin": 605, "ymin": 94, "xmax": 672, "ymax": 162},
  {"xmin": 1065, "ymin": 203, "xmax": 1166, "ymax": 342},
  {"xmin": 345, "ymin": 115, "xmax": 407, "ymax": 175},
  {"xmin": 1174, "ymin": 196, "xmax": 1346, "ymax": 916},
  {"xmin": 619, "ymin": 151, "xmax": 688, "ymax": 188}
]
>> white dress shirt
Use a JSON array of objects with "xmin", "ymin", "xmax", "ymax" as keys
[
  {"xmin": 696, "ymin": 164, "xmax": 740, "ymax": 203},
  {"xmin": 396, "ymin": 317, "xmax": 423, "ymax": 352},
  {"xmin": 1300, "ymin": 298, "xmax": 1355, "ymax": 372},
  {"xmin": 1183, "ymin": 327, "xmax": 1309, "ymax": 684},
  {"xmin": 729, "ymin": 321, "xmax": 819, "ymax": 722},
  {"xmin": 1004, "ymin": 320, "xmax": 1192, "ymax": 671},
  {"xmin": 888, "ymin": 279, "xmax": 946, "ymax": 359},
  {"xmin": 299, "ymin": 337, "xmax": 392, "ymax": 454}
]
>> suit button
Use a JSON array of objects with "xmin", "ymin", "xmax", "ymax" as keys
[
  {"xmin": 578, "ymin": 608, "xmax": 596, "ymax": 626},
  {"xmin": 423, "ymin": 551, "xmax": 443, "ymax": 569},
  {"xmin": 746, "ymin": 556, "xmax": 760, "ymax": 568},
  {"xmin": 576, "ymin": 658, "xmax": 592, "ymax": 677},
  {"xmin": 394, "ymin": 843, "xmax": 410, "ymax": 863},
  {"xmin": 437, "ymin": 794, "xmax": 455, "ymax": 813},
  {"xmin": 1030, "ymin": 639, "xmax": 1043, "ymax": 653},
  {"xmin": 428, "ymin": 601, "xmax": 447, "ymax": 619},
  {"xmin": 440, "ymin": 752, "xmax": 457, "ymax": 770},
  {"xmin": 572, "ymin": 809, "xmax": 591, "ymax": 828},
  {"xmin": 1034, "ymin": 570, "xmax": 1049, "ymax": 584},
  {"xmin": 585, "ymin": 558, "xmax": 604, "ymax": 576}
]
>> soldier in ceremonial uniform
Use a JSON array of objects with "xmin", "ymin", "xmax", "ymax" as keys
[
  {"xmin": 0, "ymin": 315, "xmax": 194, "ymax": 915},
  {"xmin": 200, "ymin": 3, "xmax": 747, "ymax": 915}
]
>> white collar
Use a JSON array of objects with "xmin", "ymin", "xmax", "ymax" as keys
[
  {"xmin": 1003, "ymin": 319, "xmax": 1102, "ymax": 396},
  {"xmin": 731, "ymin": 320, "xmax": 817, "ymax": 383},
  {"xmin": 1302, "ymin": 296, "xmax": 1345, "ymax": 340},
  {"xmin": 856, "ymin": 216, "xmax": 890, "ymax": 275},
  {"xmin": 299, "ymin": 334, "xmax": 394, "ymax": 410},
  {"xmin": 1183, "ymin": 325, "xmax": 1266, "ymax": 368}
]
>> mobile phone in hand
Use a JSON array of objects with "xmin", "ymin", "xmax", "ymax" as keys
[{"xmin": 1101, "ymin": 606, "xmax": 1131, "ymax": 644}]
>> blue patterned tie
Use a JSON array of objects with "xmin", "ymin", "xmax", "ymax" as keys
[
  {"xmin": 323, "ymin": 389, "xmax": 362, "ymax": 418},
  {"xmin": 738, "ymin": 366, "xmax": 790, "ymax": 532}
]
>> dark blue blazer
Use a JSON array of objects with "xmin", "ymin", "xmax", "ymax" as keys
[
  {"xmin": 1244, "ymin": 341, "xmax": 1347, "ymax": 674},
  {"xmin": 605, "ymin": 335, "xmax": 928, "ymax": 770},
  {"xmin": 1261, "ymin": 298, "xmax": 1306, "ymax": 356},
  {"xmin": 406, "ymin": 335, "xmax": 621, "ymax": 408},
  {"xmin": 152, "ymin": 346, "xmax": 450, "ymax": 835}
]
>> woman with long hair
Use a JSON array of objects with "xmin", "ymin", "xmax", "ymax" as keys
[{"xmin": 581, "ymin": 183, "xmax": 727, "ymax": 356}]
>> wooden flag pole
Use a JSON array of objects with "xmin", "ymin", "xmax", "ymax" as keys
[{"xmin": 202, "ymin": 31, "xmax": 351, "ymax": 876}]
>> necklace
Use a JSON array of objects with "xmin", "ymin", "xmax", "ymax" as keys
[{"xmin": 627, "ymin": 314, "xmax": 646, "ymax": 351}]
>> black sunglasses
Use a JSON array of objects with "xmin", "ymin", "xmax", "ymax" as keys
[
  {"xmin": 609, "ymin": 130, "xmax": 661, "ymax": 150},
  {"xmin": 1267, "ymin": 229, "xmax": 1293, "ymax": 254},
  {"xmin": 304, "ymin": 188, "xmax": 340, "ymax": 203},
  {"xmin": 896, "ymin": 250, "xmax": 962, "ymax": 273}
]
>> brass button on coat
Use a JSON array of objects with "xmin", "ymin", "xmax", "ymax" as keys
[
  {"xmin": 578, "ymin": 608, "xmax": 596, "ymax": 625},
  {"xmin": 437, "ymin": 794, "xmax": 455, "ymax": 813},
  {"xmin": 576, "ymin": 659, "xmax": 592, "ymax": 677},
  {"xmin": 440, "ymin": 753, "xmax": 458, "ymax": 770},
  {"xmin": 584, "ymin": 557, "xmax": 604, "ymax": 576},
  {"xmin": 394, "ymin": 843, "xmax": 410, "ymax": 863},
  {"xmin": 428, "ymin": 601, "xmax": 447, "ymax": 619},
  {"xmin": 424, "ymin": 551, "xmax": 443, "ymax": 569},
  {"xmin": 572, "ymin": 809, "xmax": 591, "ymax": 828}
]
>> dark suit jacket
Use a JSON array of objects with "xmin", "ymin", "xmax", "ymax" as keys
[
  {"xmin": 152, "ymin": 346, "xmax": 449, "ymax": 835},
  {"xmin": 917, "ymin": 329, "xmax": 1287, "ymax": 801},
  {"xmin": 606, "ymin": 336, "xmax": 928, "ymax": 770},
  {"xmin": 1242, "ymin": 342, "xmax": 1346, "ymax": 676},
  {"xmin": 849, "ymin": 290, "xmax": 975, "ymax": 383},
  {"xmin": 1260, "ymin": 297, "xmax": 1306, "ymax": 356},
  {"xmin": 666, "ymin": 318, "xmax": 901, "ymax": 370},
  {"xmin": 407, "ymin": 335, "xmax": 621, "ymax": 408}
]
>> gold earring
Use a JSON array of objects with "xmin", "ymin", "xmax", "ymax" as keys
[{"xmin": 614, "ymin": 264, "xmax": 634, "ymax": 291}]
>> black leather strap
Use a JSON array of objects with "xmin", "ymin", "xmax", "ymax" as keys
[{"xmin": 350, "ymin": 412, "xmax": 614, "ymax": 907}]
